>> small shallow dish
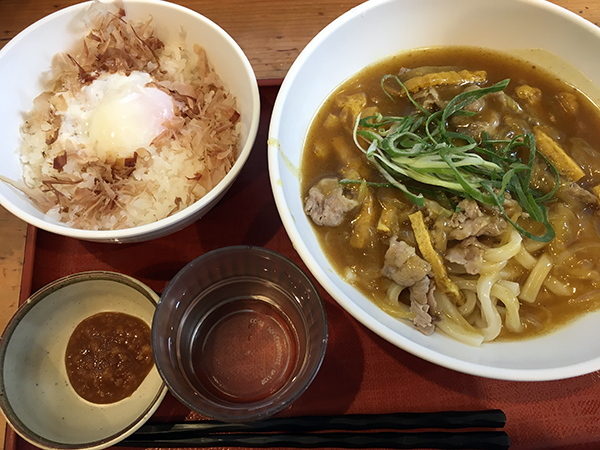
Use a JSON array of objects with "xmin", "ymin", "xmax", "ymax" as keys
[
  {"xmin": 153, "ymin": 246, "xmax": 328, "ymax": 423},
  {"xmin": 0, "ymin": 271, "xmax": 167, "ymax": 450},
  {"xmin": 268, "ymin": 0, "xmax": 600, "ymax": 381},
  {"xmin": 0, "ymin": 0, "xmax": 260, "ymax": 243}
]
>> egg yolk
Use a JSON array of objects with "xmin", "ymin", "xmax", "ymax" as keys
[{"xmin": 83, "ymin": 72, "xmax": 174, "ymax": 160}]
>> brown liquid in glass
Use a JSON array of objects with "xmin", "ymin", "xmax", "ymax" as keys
[{"xmin": 191, "ymin": 299, "xmax": 298, "ymax": 403}]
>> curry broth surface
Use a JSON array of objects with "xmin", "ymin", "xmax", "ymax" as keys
[{"xmin": 301, "ymin": 46, "xmax": 600, "ymax": 341}]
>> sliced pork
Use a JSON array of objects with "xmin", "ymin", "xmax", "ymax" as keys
[
  {"xmin": 409, "ymin": 276, "xmax": 437, "ymax": 335},
  {"xmin": 446, "ymin": 199, "xmax": 507, "ymax": 241},
  {"xmin": 445, "ymin": 236, "xmax": 487, "ymax": 275},
  {"xmin": 382, "ymin": 237, "xmax": 431, "ymax": 287},
  {"xmin": 382, "ymin": 237, "xmax": 437, "ymax": 335},
  {"xmin": 304, "ymin": 178, "xmax": 359, "ymax": 227}
]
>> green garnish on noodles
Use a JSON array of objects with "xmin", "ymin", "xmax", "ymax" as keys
[{"xmin": 348, "ymin": 76, "xmax": 559, "ymax": 243}]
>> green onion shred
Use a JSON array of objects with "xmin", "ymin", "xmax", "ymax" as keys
[{"xmin": 347, "ymin": 76, "xmax": 559, "ymax": 242}]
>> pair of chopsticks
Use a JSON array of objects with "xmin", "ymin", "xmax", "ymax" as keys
[{"xmin": 121, "ymin": 410, "xmax": 510, "ymax": 449}]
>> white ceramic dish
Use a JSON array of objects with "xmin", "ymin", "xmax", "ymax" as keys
[
  {"xmin": 0, "ymin": 271, "xmax": 167, "ymax": 450},
  {"xmin": 0, "ymin": 0, "xmax": 260, "ymax": 243},
  {"xmin": 268, "ymin": 0, "xmax": 600, "ymax": 381}
]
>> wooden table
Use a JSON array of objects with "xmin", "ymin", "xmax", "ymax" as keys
[{"xmin": 1, "ymin": 0, "xmax": 600, "ymax": 449}]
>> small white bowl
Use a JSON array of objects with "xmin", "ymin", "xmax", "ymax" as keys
[
  {"xmin": 268, "ymin": 0, "xmax": 600, "ymax": 381},
  {"xmin": 0, "ymin": 271, "xmax": 167, "ymax": 450},
  {"xmin": 0, "ymin": 0, "xmax": 260, "ymax": 243}
]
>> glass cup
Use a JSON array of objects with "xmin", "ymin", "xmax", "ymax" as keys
[{"xmin": 152, "ymin": 246, "xmax": 328, "ymax": 422}]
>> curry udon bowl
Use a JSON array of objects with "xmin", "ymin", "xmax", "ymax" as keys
[
  {"xmin": 0, "ymin": 271, "xmax": 167, "ymax": 450},
  {"xmin": 0, "ymin": 0, "xmax": 260, "ymax": 243},
  {"xmin": 268, "ymin": 0, "xmax": 600, "ymax": 381}
]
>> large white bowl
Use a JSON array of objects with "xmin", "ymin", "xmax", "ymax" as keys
[
  {"xmin": 0, "ymin": 0, "xmax": 260, "ymax": 243},
  {"xmin": 268, "ymin": 0, "xmax": 600, "ymax": 381}
]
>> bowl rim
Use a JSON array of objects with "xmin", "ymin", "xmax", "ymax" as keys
[
  {"xmin": 152, "ymin": 245, "xmax": 329, "ymax": 422},
  {"xmin": 0, "ymin": 0, "xmax": 261, "ymax": 243},
  {"xmin": 0, "ymin": 271, "xmax": 168, "ymax": 450},
  {"xmin": 267, "ymin": 0, "xmax": 600, "ymax": 381}
]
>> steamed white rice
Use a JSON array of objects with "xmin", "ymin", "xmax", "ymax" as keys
[{"xmin": 17, "ymin": 2, "xmax": 241, "ymax": 231}]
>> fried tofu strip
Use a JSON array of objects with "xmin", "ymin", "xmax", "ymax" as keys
[
  {"xmin": 533, "ymin": 126, "xmax": 585, "ymax": 182},
  {"xmin": 593, "ymin": 185, "xmax": 600, "ymax": 203},
  {"xmin": 350, "ymin": 188, "xmax": 376, "ymax": 249},
  {"xmin": 409, "ymin": 211, "xmax": 465, "ymax": 306},
  {"xmin": 515, "ymin": 84, "xmax": 542, "ymax": 103},
  {"xmin": 336, "ymin": 93, "xmax": 367, "ymax": 132},
  {"xmin": 400, "ymin": 70, "xmax": 488, "ymax": 95}
]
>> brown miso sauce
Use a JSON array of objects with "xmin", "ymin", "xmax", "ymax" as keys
[{"xmin": 65, "ymin": 311, "xmax": 154, "ymax": 404}]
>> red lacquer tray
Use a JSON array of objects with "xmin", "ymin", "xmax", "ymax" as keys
[{"xmin": 7, "ymin": 86, "xmax": 600, "ymax": 450}]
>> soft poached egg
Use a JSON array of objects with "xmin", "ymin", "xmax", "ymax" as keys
[{"xmin": 61, "ymin": 71, "xmax": 174, "ymax": 161}]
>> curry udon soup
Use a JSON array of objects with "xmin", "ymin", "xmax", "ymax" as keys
[{"xmin": 301, "ymin": 46, "xmax": 600, "ymax": 346}]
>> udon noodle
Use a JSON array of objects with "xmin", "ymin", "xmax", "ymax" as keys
[{"xmin": 301, "ymin": 46, "xmax": 600, "ymax": 345}]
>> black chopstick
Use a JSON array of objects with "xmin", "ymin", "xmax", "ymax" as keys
[
  {"xmin": 120, "ymin": 430, "xmax": 510, "ymax": 450},
  {"xmin": 129, "ymin": 410, "xmax": 506, "ymax": 435},
  {"xmin": 121, "ymin": 410, "xmax": 509, "ymax": 449}
]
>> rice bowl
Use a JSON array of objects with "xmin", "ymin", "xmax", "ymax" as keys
[{"xmin": 0, "ymin": 0, "xmax": 260, "ymax": 243}]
